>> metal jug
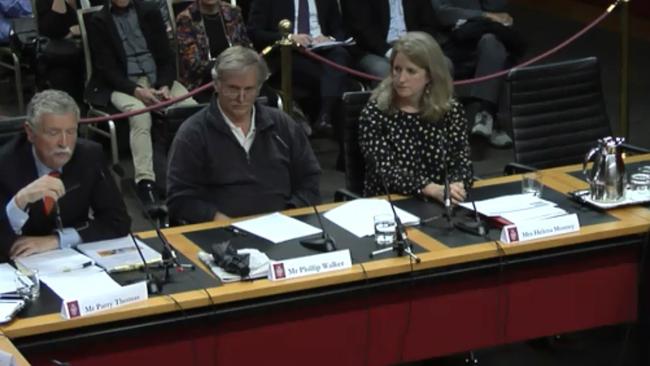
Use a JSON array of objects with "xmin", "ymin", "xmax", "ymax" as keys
[{"xmin": 582, "ymin": 137, "xmax": 626, "ymax": 202}]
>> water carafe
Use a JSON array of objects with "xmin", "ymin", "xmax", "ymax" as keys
[{"xmin": 582, "ymin": 137, "xmax": 626, "ymax": 202}]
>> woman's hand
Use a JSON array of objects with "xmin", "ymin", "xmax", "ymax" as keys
[{"xmin": 421, "ymin": 182, "xmax": 466, "ymax": 204}]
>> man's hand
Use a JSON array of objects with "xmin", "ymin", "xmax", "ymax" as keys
[
  {"xmin": 10, "ymin": 235, "xmax": 59, "ymax": 258},
  {"xmin": 312, "ymin": 34, "xmax": 332, "ymax": 44},
  {"xmin": 67, "ymin": 25, "xmax": 80, "ymax": 37},
  {"xmin": 421, "ymin": 182, "xmax": 467, "ymax": 205},
  {"xmin": 291, "ymin": 33, "xmax": 312, "ymax": 47},
  {"xmin": 14, "ymin": 175, "xmax": 65, "ymax": 211},
  {"xmin": 484, "ymin": 12, "xmax": 513, "ymax": 26},
  {"xmin": 154, "ymin": 86, "xmax": 171, "ymax": 101},
  {"xmin": 134, "ymin": 86, "xmax": 160, "ymax": 106}
]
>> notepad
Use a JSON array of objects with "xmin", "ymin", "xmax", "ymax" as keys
[
  {"xmin": 77, "ymin": 236, "xmax": 163, "ymax": 273},
  {"xmin": 14, "ymin": 248, "xmax": 95, "ymax": 276}
]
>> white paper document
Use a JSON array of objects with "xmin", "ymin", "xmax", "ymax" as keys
[
  {"xmin": 0, "ymin": 264, "xmax": 17, "ymax": 294},
  {"xmin": 14, "ymin": 248, "xmax": 94, "ymax": 275},
  {"xmin": 309, "ymin": 37, "xmax": 355, "ymax": 50},
  {"xmin": 459, "ymin": 194, "xmax": 557, "ymax": 217},
  {"xmin": 232, "ymin": 212, "xmax": 322, "ymax": 244},
  {"xmin": 77, "ymin": 236, "xmax": 163, "ymax": 272},
  {"xmin": 500, "ymin": 206, "xmax": 568, "ymax": 225},
  {"xmin": 40, "ymin": 266, "xmax": 121, "ymax": 300},
  {"xmin": 323, "ymin": 198, "xmax": 420, "ymax": 238}
]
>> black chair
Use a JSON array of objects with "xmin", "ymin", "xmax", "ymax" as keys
[
  {"xmin": 334, "ymin": 90, "xmax": 371, "ymax": 202},
  {"xmin": 503, "ymin": 56, "xmax": 648, "ymax": 175},
  {"xmin": 0, "ymin": 116, "xmax": 26, "ymax": 145}
]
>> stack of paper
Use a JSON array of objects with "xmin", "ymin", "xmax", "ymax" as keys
[
  {"xmin": 458, "ymin": 194, "xmax": 568, "ymax": 225},
  {"xmin": 77, "ymin": 236, "xmax": 162, "ymax": 273},
  {"xmin": 232, "ymin": 212, "xmax": 321, "ymax": 244},
  {"xmin": 323, "ymin": 198, "xmax": 420, "ymax": 237},
  {"xmin": 0, "ymin": 264, "xmax": 18, "ymax": 295},
  {"xmin": 14, "ymin": 248, "xmax": 95, "ymax": 275}
]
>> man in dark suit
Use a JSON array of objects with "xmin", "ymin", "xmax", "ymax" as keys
[
  {"xmin": 248, "ymin": 0, "xmax": 351, "ymax": 136},
  {"xmin": 86, "ymin": 0, "xmax": 196, "ymax": 214},
  {"xmin": 341, "ymin": 0, "xmax": 439, "ymax": 78},
  {"xmin": 0, "ymin": 90, "xmax": 131, "ymax": 260}
]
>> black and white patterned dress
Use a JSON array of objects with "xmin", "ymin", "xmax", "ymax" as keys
[{"xmin": 359, "ymin": 99, "xmax": 473, "ymax": 197}]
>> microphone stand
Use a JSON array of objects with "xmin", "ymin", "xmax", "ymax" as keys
[
  {"xmin": 369, "ymin": 175, "xmax": 421, "ymax": 263},
  {"xmin": 443, "ymin": 158, "xmax": 454, "ymax": 230},
  {"xmin": 115, "ymin": 164, "xmax": 195, "ymax": 286},
  {"xmin": 129, "ymin": 233, "xmax": 162, "ymax": 295},
  {"xmin": 453, "ymin": 189, "xmax": 488, "ymax": 237},
  {"xmin": 295, "ymin": 193, "xmax": 337, "ymax": 252}
]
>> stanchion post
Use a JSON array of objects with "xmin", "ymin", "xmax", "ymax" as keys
[
  {"xmin": 619, "ymin": 0, "xmax": 630, "ymax": 139},
  {"xmin": 278, "ymin": 19, "xmax": 294, "ymax": 115}
]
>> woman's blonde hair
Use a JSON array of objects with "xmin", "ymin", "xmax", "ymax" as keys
[{"xmin": 371, "ymin": 32, "xmax": 453, "ymax": 122}]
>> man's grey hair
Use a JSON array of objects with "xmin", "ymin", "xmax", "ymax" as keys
[
  {"xmin": 26, "ymin": 89, "xmax": 80, "ymax": 129},
  {"xmin": 211, "ymin": 46, "xmax": 270, "ymax": 87}
]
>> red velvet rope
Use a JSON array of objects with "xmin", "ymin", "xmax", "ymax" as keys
[{"xmin": 77, "ymin": 2, "xmax": 616, "ymax": 125}]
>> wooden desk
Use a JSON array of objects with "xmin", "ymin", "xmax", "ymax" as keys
[
  {"xmin": 2, "ymin": 170, "xmax": 649, "ymax": 366},
  {"xmin": 0, "ymin": 333, "xmax": 29, "ymax": 366}
]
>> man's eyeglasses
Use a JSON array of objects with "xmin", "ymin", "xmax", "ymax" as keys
[{"xmin": 220, "ymin": 85, "xmax": 258, "ymax": 98}]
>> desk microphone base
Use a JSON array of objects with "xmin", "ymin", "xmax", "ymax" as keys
[{"xmin": 370, "ymin": 240, "xmax": 421, "ymax": 263}]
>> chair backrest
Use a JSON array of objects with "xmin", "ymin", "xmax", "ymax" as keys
[
  {"xmin": 341, "ymin": 90, "xmax": 371, "ymax": 196},
  {"xmin": 77, "ymin": 6, "xmax": 103, "ymax": 87},
  {"xmin": 506, "ymin": 56, "xmax": 613, "ymax": 169},
  {"xmin": 0, "ymin": 117, "xmax": 26, "ymax": 145}
]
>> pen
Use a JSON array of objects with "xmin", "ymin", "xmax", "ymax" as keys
[{"xmin": 62, "ymin": 261, "xmax": 93, "ymax": 272}]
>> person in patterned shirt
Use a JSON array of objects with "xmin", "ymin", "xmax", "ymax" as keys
[{"xmin": 359, "ymin": 31, "xmax": 473, "ymax": 204}]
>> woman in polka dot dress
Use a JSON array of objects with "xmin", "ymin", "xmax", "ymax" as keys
[{"xmin": 359, "ymin": 31, "xmax": 473, "ymax": 204}]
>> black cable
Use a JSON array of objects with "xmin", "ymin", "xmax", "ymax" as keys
[
  {"xmin": 494, "ymin": 239, "xmax": 510, "ymax": 345},
  {"xmin": 163, "ymin": 293, "xmax": 199, "ymax": 366},
  {"xmin": 398, "ymin": 239, "xmax": 418, "ymax": 363}
]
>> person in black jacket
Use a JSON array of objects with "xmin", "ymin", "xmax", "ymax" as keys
[
  {"xmin": 341, "ymin": 0, "xmax": 440, "ymax": 78},
  {"xmin": 86, "ymin": 0, "xmax": 196, "ymax": 214},
  {"xmin": 0, "ymin": 90, "xmax": 130, "ymax": 260},
  {"xmin": 248, "ymin": 0, "xmax": 350, "ymax": 137},
  {"xmin": 167, "ymin": 46, "xmax": 321, "ymax": 224}
]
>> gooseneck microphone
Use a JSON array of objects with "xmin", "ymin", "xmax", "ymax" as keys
[
  {"xmin": 129, "ymin": 233, "xmax": 162, "ymax": 295},
  {"xmin": 295, "ymin": 193, "xmax": 337, "ymax": 253},
  {"xmin": 369, "ymin": 161, "xmax": 421, "ymax": 263},
  {"xmin": 112, "ymin": 164, "xmax": 194, "ymax": 285},
  {"xmin": 453, "ymin": 189, "xmax": 488, "ymax": 237},
  {"xmin": 442, "ymin": 159, "xmax": 454, "ymax": 230}
]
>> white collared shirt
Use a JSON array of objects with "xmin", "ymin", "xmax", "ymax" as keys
[
  {"xmin": 217, "ymin": 100, "xmax": 257, "ymax": 153},
  {"xmin": 293, "ymin": 0, "xmax": 323, "ymax": 37}
]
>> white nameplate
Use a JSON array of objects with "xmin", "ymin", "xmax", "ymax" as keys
[
  {"xmin": 500, "ymin": 213, "xmax": 580, "ymax": 243},
  {"xmin": 60, "ymin": 281, "xmax": 148, "ymax": 319},
  {"xmin": 268, "ymin": 249, "xmax": 352, "ymax": 281}
]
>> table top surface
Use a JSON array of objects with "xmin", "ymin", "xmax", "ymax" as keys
[{"xmin": 3, "ymin": 156, "xmax": 650, "ymax": 343}]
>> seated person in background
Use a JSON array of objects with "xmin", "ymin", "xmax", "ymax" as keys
[
  {"xmin": 0, "ymin": 0, "xmax": 31, "ymax": 43},
  {"xmin": 86, "ymin": 0, "xmax": 197, "ymax": 215},
  {"xmin": 248, "ymin": 0, "xmax": 351, "ymax": 137},
  {"xmin": 176, "ymin": 0, "xmax": 251, "ymax": 100},
  {"xmin": 36, "ymin": 0, "xmax": 86, "ymax": 105},
  {"xmin": 359, "ymin": 32, "xmax": 472, "ymax": 203},
  {"xmin": 431, "ymin": 0, "xmax": 525, "ymax": 148},
  {"xmin": 0, "ymin": 90, "xmax": 131, "ymax": 260},
  {"xmin": 167, "ymin": 46, "xmax": 321, "ymax": 224},
  {"xmin": 340, "ymin": 0, "xmax": 439, "ymax": 79}
]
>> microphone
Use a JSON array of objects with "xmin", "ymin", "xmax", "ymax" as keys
[
  {"xmin": 453, "ymin": 189, "xmax": 488, "ymax": 237},
  {"xmin": 295, "ymin": 193, "xmax": 337, "ymax": 252},
  {"xmin": 368, "ymin": 158, "xmax": 420, "ymax": 263},
  {"xmin": 129, "ymin": 233, "xmax": 162, "ymax": 295},
  {"xmin": 442, "ymin": 161, "xmax": 454, "ymax": 229},
  {"xmin": 113, "ymin": 164, "xmax": 195, "ymax": 284}
]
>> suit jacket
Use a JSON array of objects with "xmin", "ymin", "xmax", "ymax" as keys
[
  {"xmin": 85, "ymin": 0, "xmax": 175, "ymax": 107},
  {"xmin": 431, "ymin": 0, "xmax": 509, "ymax": 28},
  {"xmin": 0, "ymin": 135, "xmax": 131, "ymax": 260},
  {"xmin": 341, "ymin": 0, "xmax": 439, "ymax": 57},
  {"xmin": 248, "ymin": 0, "xmax": 346, "ymax": 51}
]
